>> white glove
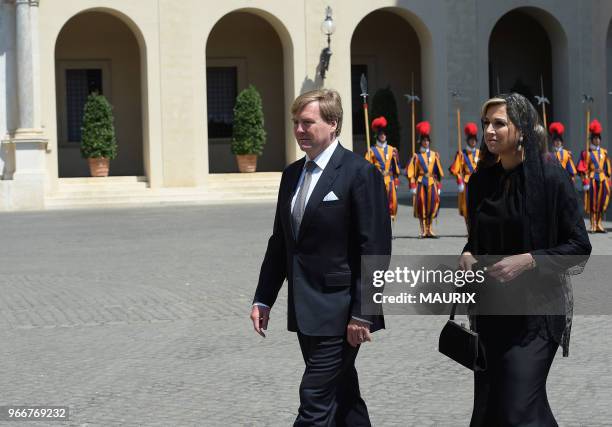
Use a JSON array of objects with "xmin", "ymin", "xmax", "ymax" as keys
[
  {"xmin": 410, "ymin": 188, "xmax": 417, "ymax": 195},
  {"xmin": 438, "ymin": 188, "xmax": 441, "ymax": 195},
  {"xmin": 583, "ymin": 184, "xmax": 590, "ymax": 191},
  {"xmin": 457, "ymin": 183, "xmax": 465, "ymax": 192}
]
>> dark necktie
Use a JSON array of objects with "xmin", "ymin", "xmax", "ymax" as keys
[{"xmin": 292, "ymin": 160, "xmax": 316, "ymax": 237}]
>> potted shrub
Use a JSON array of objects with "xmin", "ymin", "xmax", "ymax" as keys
[
  {"xmin": 231, "ymin": 85, "xmax": 266, "ymax": 172},
  {"xmin": 80, "ymin": 93, "xmax": 117, "ymax": 177}
]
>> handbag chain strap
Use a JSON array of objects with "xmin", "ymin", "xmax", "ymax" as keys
[{"xmin": 449, "ymin": 300, "xmax": 476, "ymax": 330}]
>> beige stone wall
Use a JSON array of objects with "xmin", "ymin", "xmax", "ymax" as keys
[
  {"xmin": 155, "ymin": 0, "xmax": 205, "ymax": 186},
  {"xmin": 25, "ymin": 0, "xmax": 612, "ymax": 197},
  {"xmin": 55, "ymin": 11, "xmax": 143, "ymax": 177}
]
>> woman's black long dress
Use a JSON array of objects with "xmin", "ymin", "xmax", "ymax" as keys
[{"xmin": 467, "ymin": 162, "xmax": 563, "ymax": 427}]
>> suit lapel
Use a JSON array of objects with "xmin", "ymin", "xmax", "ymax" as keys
[{"xmin": 297, "ymin": 144, "xmax": 345, "ymax": 242}]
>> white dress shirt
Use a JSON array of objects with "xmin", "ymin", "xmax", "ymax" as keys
[{"xmin": 290, "ymin": 139, "xmax": 339, "ymax": 212}]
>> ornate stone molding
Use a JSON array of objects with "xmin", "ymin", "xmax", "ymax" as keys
[{"xmin": 2, "ymin": 1, "xmax": 42, "ymax": 6}]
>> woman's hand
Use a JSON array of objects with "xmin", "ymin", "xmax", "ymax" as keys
[
  {"xmin": 459, "ymin": 252, "xmax": 478, "ymax": 271},
  {"xmin": 487, "ymin": 253, "xmax": 535, "ymax": 283}
]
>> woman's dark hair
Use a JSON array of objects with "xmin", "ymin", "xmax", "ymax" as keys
[{"xmin": 478, "ymin": 93, "xmax": 546, "ymax": 168}]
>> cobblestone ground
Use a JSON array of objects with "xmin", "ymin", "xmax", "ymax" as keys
[{"xmin": 1, "ymin": 201, "xmax": 611, "ymax": 426}]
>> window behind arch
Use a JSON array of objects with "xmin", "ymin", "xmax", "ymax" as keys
[{"xmin": 207, "ymin": 67, "xmax": 237, "ymax": 139}]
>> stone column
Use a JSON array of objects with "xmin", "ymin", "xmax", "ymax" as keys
[
  {"xmin": 30, "ymin": 0, "xmax": 41, "ymax": 130},
  {"xmin": 10, "ymin": 0, "xmax": 48, "ymax": 210},
  {"xmin": 15, "ymin": 0, "xmax": 33, "ymax": 129},
  {"xmin": 0, "ymin": 0, "xmax": 18, "ymax": 183}
]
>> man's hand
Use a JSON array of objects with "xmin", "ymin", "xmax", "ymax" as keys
[
  {"xmin": 487, "ymin": 253, "xmax": 535, "ymax": 283},
  {"xmin": 346, "ymin": 319, "xmax": 371, "ymax": 347},
  {"xmin": 250, "ymin": 305, "xmax": 270, "ymax": 338},
  {"xmin": 458, "ymin": 252, "xmax": 478, "ymax": 271}
]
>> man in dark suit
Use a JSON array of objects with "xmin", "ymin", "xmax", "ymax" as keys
[{"xmin": 250, "ymin": 89, "xmax": 391, "ymax": 426}]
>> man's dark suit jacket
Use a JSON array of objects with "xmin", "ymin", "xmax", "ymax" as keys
[{"xmin": 254, "ymin": 143, "xmax": 391, "ymax": 336}]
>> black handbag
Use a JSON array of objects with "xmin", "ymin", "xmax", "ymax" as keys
[{"xmin": 438, "ymin": 301, "xmax": 487, "ymax": 371}]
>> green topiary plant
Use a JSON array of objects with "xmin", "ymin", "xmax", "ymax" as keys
[
  {"xmin": 80, "ymin": 93, "xmax": 117, "ymax": 160},
  {"xmin": 231, "ymin": 85, "xmax": 266, "ymax": 156},
  {"xmin": 371, "ymin": 86, "xmax": 401, "ymax": 148}
]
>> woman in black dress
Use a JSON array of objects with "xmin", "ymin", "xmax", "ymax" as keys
[{"xmin": 459, "ymin": 93, "xmax": 591, "ymax": 426}]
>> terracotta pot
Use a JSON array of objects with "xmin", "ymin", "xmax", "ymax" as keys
[
  {"xmin": 236, "ymin": 154, "xmax": 258, "ymax": 173},
  {"xmin": 88, "ymin": 157, "xmax": 110, "ymax": 177}
]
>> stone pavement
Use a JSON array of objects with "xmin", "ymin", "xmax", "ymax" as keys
[{"xmin": 0, "ymin": 202, "xmax": 611, "ymax": 426}]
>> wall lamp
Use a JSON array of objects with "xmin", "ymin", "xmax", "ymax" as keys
[{"xmin": 319, "ymin": 6, "xmax": 336, "ymax": 79}]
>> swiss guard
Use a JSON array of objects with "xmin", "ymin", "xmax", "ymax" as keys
[
  {"xmin": 365, "ymin": 116, "xmax": 401, "ymax": 221},
  {"xmin": 449, "ymin": 122, "xmax": 480, "ymax": 228},
  {"xmin": 406, "ymin": 121, "xmax": 444, "ymax": 238},
  {"xmin": 577, "ymin": 119, "xmax": 611, "ymax": 233},
  {"xmin": 550, "ymin": 121, "xmax": 577, "ymax": 181}
]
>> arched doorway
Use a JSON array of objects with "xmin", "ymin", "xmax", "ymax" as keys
[
  {"xmin": 607, "ymin": 20, "xmax": 612, "ymax": 142},
  {"xmin": 55, "ymin": 11, "xmax": 144, "ymax": 177},
  {"xmin": 489, "ymin": 9, "xmax": 560, "ymax": 123},
  {"xmin": 206, "ymin": 11, "xmax": 285, "ymax": 173},
  {"xmin": 350, "ymin": 10, "xmax": 422, "ymax": 165}
]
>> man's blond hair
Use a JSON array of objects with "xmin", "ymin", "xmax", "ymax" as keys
[{"xmin": 291, "ymin": 89, "xmax": 343, "ymax": 137}]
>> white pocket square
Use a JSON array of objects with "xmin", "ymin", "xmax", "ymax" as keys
[{"xmin": 323, "ymin": 191, "xmax": 339, "ymax": 201}]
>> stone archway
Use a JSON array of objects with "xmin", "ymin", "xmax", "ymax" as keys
[
  {"xmin": 350, "ymin": 9, "xmax": 423, "ymax": 165},
  {"xmin": 55, "ymin": 11, "xmax": 144, "ymax": 177},
  {"xmin": 607, "ymin": 19, "xmax": 612, "ymax": 142},
  {"xmin": 488, "ymin": 8, "xmax": 568, "ymax": 128},
  {"xmin": 206, "ymin": 11, "xmax": 286, "ymax": 173}
]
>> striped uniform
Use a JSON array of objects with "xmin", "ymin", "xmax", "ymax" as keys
[
  {"xmin": 365, "ymin": 144, "xmax": 401, "ymax": 219},
  {"xmin": 555, "ymin": 148, "xmax": 577, "ymax": 178},
  {"xmin": 577, "ymin": 147, "xmax": 611, "ymax": 215},
  {"xmin": 449, "ymin": 148, "xmax": 480, "ymax": 218},
  {"xmin": 407, "ymin": 149, "xmax": 444, "ymax": 220}
]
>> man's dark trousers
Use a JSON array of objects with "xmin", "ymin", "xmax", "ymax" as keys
[{"xmin": 295, "ymin": 333, "xmax": 370, "ymax": 426}]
